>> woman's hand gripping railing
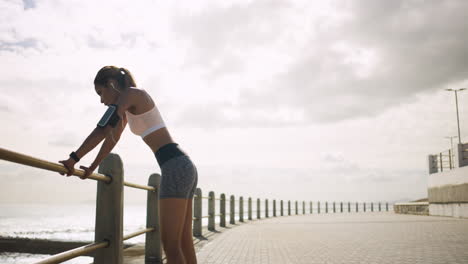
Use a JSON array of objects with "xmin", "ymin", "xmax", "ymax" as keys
[{"xmin": 0, "ymin": 147, "xmax": 110, "ymax": 182}]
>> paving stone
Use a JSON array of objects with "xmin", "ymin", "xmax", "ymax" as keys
[{"xmin": 197, "ymin": 212, "xmax": 468, "ymax": 264}]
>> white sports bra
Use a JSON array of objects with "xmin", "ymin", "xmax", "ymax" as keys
[{"xmin": 125, "ymin": 104, "xmax": 166, "ymax": 138}]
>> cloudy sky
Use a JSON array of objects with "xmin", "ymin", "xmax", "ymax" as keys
[{"xmin": 1, "ymin": 0, "xmax": 467, "ymax": 205}]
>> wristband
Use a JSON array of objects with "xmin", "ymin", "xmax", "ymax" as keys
[{"xmin": 69, "ymin": 151, "xmax": 80, "ymax": 162}]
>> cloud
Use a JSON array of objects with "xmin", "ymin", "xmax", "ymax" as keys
[
  {"xmin": 0, "ymin": 38, "xmax": 44, "ymax": 52},
  {"xmin": 0, "ymin": 104, "xmax": 10, "ymax": 113},
  {"xmin": 171, "ymin": 102, "xmax": 305, "ymax": 128},
  {"xmin": 48, "ymin": 132, "xmax": 80, "ymax": 148},
  {"xmin": 171, "ymin": 0, "xmax": 468, "ymax": 126},
  {"xmin": 22, "ymin": 0, "xmax": 36, "ymax": 10},
  {"xmin": 250, "ymin": 0, "xmax": 468, "ymax": 123}
]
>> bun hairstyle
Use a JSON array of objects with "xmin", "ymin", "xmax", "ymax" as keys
[{"xmin": 94, "ymin": 66, "xmax": 137, "ymax": 91}]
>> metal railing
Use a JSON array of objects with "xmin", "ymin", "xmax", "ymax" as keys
[
  {"xmin": 428, "ymin": 143, "xmax": 468, "ymax": 174},
  {"xmin": 1, "ymin": 147, "xmax": 394, "ymax": 263},
  {"xmin": 0, "ymin": 147, "xmax": 161, "ymax": 264},
  {"xmin": 192, "ymin": 189, "xmax": 393, "ymax": 236}
]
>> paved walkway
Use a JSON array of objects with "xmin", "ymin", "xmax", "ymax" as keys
[{"xmin": 196, "ymin": 212, "xmax": 468, "ymax": 264}]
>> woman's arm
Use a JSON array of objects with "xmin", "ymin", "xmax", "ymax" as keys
[
  {"xmin": 82, "ymin": 116, "xmax": 127, "ymax": 177},
  {"xmin": 59, "ymin": 126, "xmax": 111, "ymax": 177},
  {"xmin": 59, "ymin": 90, "xmax": 134, "ymax": 178},
  {"xmin": 75, "ymin": 126, "xmax": 110, "ymax": 159}
]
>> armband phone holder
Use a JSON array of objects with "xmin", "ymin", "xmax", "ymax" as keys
[{"xmin": 97, "ymin": 104, "xmax": 120, "ymax": 128}]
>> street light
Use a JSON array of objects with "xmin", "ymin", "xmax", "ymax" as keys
[
  {"xmin": 445, "ymin": 136, "xmax": 458, "ymax": 152},
  {"xmin": 445, "ymin": 88, "xmax": 466, "ymax": 144}
]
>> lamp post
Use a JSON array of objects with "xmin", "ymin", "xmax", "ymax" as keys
[
  {"xmin": 445, "ymin": 88, "xmax": 466, "ymax": 144},
  {"xmin": 445, "ymin": 136, "xmax": 458, "ymax": 152}
]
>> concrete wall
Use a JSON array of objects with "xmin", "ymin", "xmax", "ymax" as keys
[
  {"xmin": 429, "ymin": 203, "xmax": 468, "ymax": 218},
  {"xmin": 428, "ymin": 166, "xmax": 468, "ymax": 218}
]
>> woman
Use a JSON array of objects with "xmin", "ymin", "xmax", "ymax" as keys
[{"xmin": 59, "ymin": 66, "xmax": 198, "ymax": 264}]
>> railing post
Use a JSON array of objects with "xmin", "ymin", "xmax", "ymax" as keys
[
  {"xmin": 208, "ymin": 191, "xmax": 215, "ymax": 231},
  {"xmin": 288, "ymin": 200, "xmax": 291, "ymax": 216},
  {"xmin": 379, "ymin": 202, "xmax": 381, "ymax": 212},
  {"xmin": 230, "ymin": 195, "xmax": 235, "ymax": 224},
  {"xmin": 318, "ymin": 201, "xmax": 321, "ymax": 214},
  {"xmin": 146, "ymin": 173, "xmax": 162, "ymax": 264},
  {"xmin": 356, "ymin": 202, "xmax": 358, "ymax": 212},
  {"xmin": 340, "ymin": 202, "xmax": 343, "ymax": 213},
  {"xmin": 193, "ymin": 188, "xmax": 202, "ymax": 237},
  {"xmin": 280, "ymin": 200, "xmax": 284, "ymax": 216},
  {"xmin": 333, "ymin": 202, "xmax": 336, "ymax": 213},
  {"xmin": 265, "ymin": 199, "xmax": 269, "ymax": 218},
  {"xmin": 248, "ymin": 197, "xmax": 252, "ymax": 220},
  {"xmin": 325, "ymin": 202, "xmax": 328, "ymax": 213},
  {"xmin": 295, "ymin": 201, "xmax": 298, "ymax": 215},
  {"xmin": 239, "ymin": 196, "xmax": 244, "ymax": 222},
  {"xmin": 449, "ymin": 149, "xmax": 453, "ymax": 169},
  {"xmin": 95, "ymin": 153, "xmax": 124, "ymax": 264},
  {"xmin": 302, "ymin": 201, "xmax": 305, "ymax": 214},
  {"xmin": 310, "ymin": 201, "xmax": 313, "ymax": 214},
  {"xmin": 386, "ymin": 202, "xmax": 389, "ymax": 211},
  {"xmin": 371, "ymin": 202, "xmax": 374, "ymax": 212},
  {"xmin": 348, "ymin": 202, "xmax": 350, "ymax": 213},
  {"xmin": 364, "ymin": 202, "xmax": 366, "ymax": 212},
  {"xmin": 257, "ymin": 198, "xmax": 261, "ymax": 219},
  {"xmin": 439, "ymin": 153, "xmax": 444, "ymax": 171},
  {"xmin": 273, "ymin": 200, "xmax": 277, "ymax": 217},
  {"xmin": 220, "ymin": 193, "xmax": 226, "ymax": 227}
]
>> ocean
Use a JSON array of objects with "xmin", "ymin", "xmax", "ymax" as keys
[{"xmin": 0, "ymin": 201, "xmax": 213, "ymax": 264}]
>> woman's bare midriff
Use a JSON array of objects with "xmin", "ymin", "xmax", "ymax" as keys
[{"xmin": 142, "ymin": 127, "xmax": 175, "ymax": 153}]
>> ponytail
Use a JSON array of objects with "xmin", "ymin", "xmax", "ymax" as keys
[{"xmin": 94, "ymin": 66, "xmax": 137, "ymax": 91}]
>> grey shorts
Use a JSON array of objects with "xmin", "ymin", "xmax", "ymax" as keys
[{"xmin": 159, "ymin": 155, "xmax": 198, "ymax": 199}]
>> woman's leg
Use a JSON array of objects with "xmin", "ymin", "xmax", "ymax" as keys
[
  {"xmin": 181, "ymin": 199, "xmax": 197, "ymax": 264},
  {"xmin": 160, "ymin": 198, "xmax": 190, "ymax": 264}
]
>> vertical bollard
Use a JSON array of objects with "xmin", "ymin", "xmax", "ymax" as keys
[
  {"xmin": 230, "ymin": 195, "xmax": 235, "ymax": 225},
  {"xmin": 257, "ymin": 198, "xmax": 261, "ymax": 219},
  {"xmin": 280, "ymin": 200, "xmax": 284, "ymax": 216},
  {"xmin": 386, "ymin": 202, "xmax": 389, "ymax": 211},
  {"xmin": 356, "ymin": 202, "xmax": 358, "ymax": 212},
  {"xmin": 371, "ymin": 202, "xmax": 374, "ymax": 212},
  {"xmin": 295, "ymin": 201, "xmax": 298, "ymax": 215},
  {"xmin": 379, "ymin": 202, "xmax": 381, "ymax": 212},
  {"xmin": 146, "ymin": 173, "xmax": 162, "ymax": 264},
  {"xmin": 333, "ymin": 202, "xmax": 336, "ymax": 213},
  {"xmin": 273, "ymin": 200, "xmax": 277, "ymax": 217},
  {"xmin": 340, "ymin": 202, "xmax": 343, "ymax": 213},
  {"xmin": 265, "ymin": 199, "xmax": 269, "ymax": 218},
  {"xmin": 348, "ymin": 202, "xmax": 350, "ymax": 213},
  {"xmin": 248, "ymin": 197, "xmax": 252, "ymax": 220},
  {"xmin": 239, "ymin": 196, "xmax": 244, "ymax": 222},
  {"xmin": 318, "ymin": 201, "xmax": 321, "ymax": 214},
  {"xmin": 193, "ymin": 188, "xmax": 202, "ymax": 237},
  {"xmin": 220, "ymin": 194, "xmax": 226, "ymax": 228},
  {"xmin": 288, "ymin": 201, "xmax": 291, "ymax": 216},
  {"xmin": 325, "ymin": 202, "xmax": 328, "ymax": 213},
  {"xmin": 303, "ymin": 201, "xmax": 305, "ymax": 214},
  {"xmin": 364, "ymin": 202, "xmax": 366, "ymax": 212},
  {"xmin": 208, "ymin": 191, "xmax": 215, "ymax": 231},
  {"xmin": 310, "ymin": 201, "xmax": 313, "ymax": 214},
  {"xmin": 95, "ymin": 153, "xmax": 124, "ymax": 264}
]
